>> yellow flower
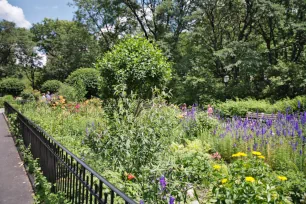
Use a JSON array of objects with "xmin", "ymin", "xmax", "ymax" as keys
[
  {"xmin": 239, "ymin": 152, "xmax": 247, "ymax": 157},
  {"xmin": 258, "ymin": 155, "xmax": 265, "ymax": 159},
  {"xmin": 177, "ymin": 114, "xmax": 184, "ymax": 119},
  {"xmin": 252, "ymin": 151, "xmax": 262, "ymax": 156},
  {"xmin": 245, "ymin": 176, "xmax": 255, "ymax": 183},
  {"xmin": 232, "ymin": 152, "xmax": 247, "ymax": 157},
  {"xmin": 221, "ymin": 179, "xmax": 228, "ymax": 184},
  {"xmin": 213, "ymin": 165, "xmax": 221, "ymax": 170},
  {"xmin": 59, "ymin": 95, "xmax": 63, "ymax": 100},
  {"xmin": 278, "ymin": 176, "xmax": 287, "ymax": 181},
  {"xmin": 55, "ymin": 102, "xmax": 59, "ymax": 105}
]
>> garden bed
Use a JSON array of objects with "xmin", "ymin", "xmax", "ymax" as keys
[{"xmin": 12, "ymin": 96, "xmax": 306, "ymax": 203}]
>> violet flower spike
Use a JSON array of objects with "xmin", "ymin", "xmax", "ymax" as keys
[
  {"xmin": 159, "ymin": 175, "xmax": 167, "ymax": 191},
  {"xmin": 169, "ymin": 196, "xmax": 175, "ymax": 204}
]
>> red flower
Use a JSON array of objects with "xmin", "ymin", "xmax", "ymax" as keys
[
  {"xmin": 127, "ymin": 174, "xmax": 135, "ymax": 180},
  {"xmin": 75, "ymin": 104, "xmax": 80, "ymax": 109}
]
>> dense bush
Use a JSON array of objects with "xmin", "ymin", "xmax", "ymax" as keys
[
  {"xmin": 95, "ymin": 36, "xmax": 172, "ymax": 99},
  {"xmin": 66, "ymin": 68, "xmax": 102, "ymax": 98},
  {"xmin": 0, "ymin": 78, "xmax": 25, "ymax": 96},
  {"xmin": 215, "ymin": 95, "xmax": 306, "ymax": 116},
  {"xmin": 20, "ymin": 91, "xmax": 36, "ymax": 101},
  {"xmin": 58, "ymin": 83, "xmax": 86, "ymax": 102},
  {"xmin": 12, "ymin": 94, "xmax": 306, "ymax": 203},
  {"xmin": 0, "ymin": 95, "xmax": 14, "ymax": 108},
  {"xmin": 41, "ymin": 80, "xmax": 63, "ymax": 94}
]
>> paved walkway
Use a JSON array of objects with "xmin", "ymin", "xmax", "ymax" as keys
[{"xmin": 0, "ymin": 113, "xmax": 33, "ymax": 204}]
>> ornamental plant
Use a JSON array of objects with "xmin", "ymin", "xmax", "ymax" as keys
[
  {"xmin": 211, "ymin": 152, "xmax": 306, "ymax": 203},
  {"xmin": 41, "ymin": 80, "xmax": 62, "ymax": 93},
  {"xmin": 66, "ymin": 68, "xmax": 102, "ymax": 98},
  {"xmin": 0, "ymin": 77, "xmax": 25, "ymax": 96},
  {"xmin": 95, "ymin": 36, "xmax": 172, "ymax": 99}
]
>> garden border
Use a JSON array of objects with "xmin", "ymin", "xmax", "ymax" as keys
[{"xmin": 4, "ymin": 102, "xmax": 137, "ymax": 204}]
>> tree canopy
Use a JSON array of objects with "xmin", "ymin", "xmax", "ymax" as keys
[
  {"xmin": 1, "ymin": 0, "xmax": 306, "ymax": 103},
  {"xmin": 95, "ymin": 37, "xmax": 172, "ymax": 99}
]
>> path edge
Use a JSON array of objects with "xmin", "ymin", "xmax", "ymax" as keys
[{"xmin": 2, "ymin": 112, "xmax": 36, "ymax": 195}]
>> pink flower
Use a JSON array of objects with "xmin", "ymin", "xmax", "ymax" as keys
[
  {"xmin": 75, "ymin": 104, "xmax": 80, "ymax": 109},
  {"xmin": 211, "ymin": 152, "xmax": 221, "ymax": 160}
]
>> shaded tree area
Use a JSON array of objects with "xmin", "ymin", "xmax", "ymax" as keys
[
  {"xmin": 71, "ymin": 0, "xmax": 306, "ymax": 103},
  {"xmin": 31, "ymin": 19, "xmax": 102, "ymax": 82},
  {"xmin": 1, "ymin": 0, "xmax": 305, "ymax": 103}
]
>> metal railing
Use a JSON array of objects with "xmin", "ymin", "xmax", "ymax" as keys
[{"xmin": 4, "ymin": 102, "xmax": 136, "ymax": 204}]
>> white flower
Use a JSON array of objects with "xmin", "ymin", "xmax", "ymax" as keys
[
  {"xmin": 191, "ymin": 201, "xmax": 199, "ymax": 204},
  {"xmin": 187, "ymin": 189, "xmax": 194, "ymax": 198}
]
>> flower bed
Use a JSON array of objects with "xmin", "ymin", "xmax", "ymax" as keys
[{"xmin": 13, "ymin": 97, "xmax": 306, "ymax": 203}]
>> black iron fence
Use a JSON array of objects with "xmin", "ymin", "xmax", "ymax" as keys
[{"xmin": 4, "ymin": 102, "xmax": 136, "ymax": 204}]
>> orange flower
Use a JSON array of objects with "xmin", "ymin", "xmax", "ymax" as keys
[{"xmin": 127, "ymin": 174, "xmax": 135, "ymax": 180}]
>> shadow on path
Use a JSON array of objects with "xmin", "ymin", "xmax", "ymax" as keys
[{"xmin": 0, "ymin": 114, "xmax": 33, "ymax": 204}]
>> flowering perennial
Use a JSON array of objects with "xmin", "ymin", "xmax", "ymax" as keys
[
  {"xmin": 232, "ymin": 152, "xmax": 247, "ymax": 157},
  {"xmin": 221, "ymin": 179, "xmax": 228, "ymax": 184},
  {"xmin": 245, "ymin": 177, "xmax": 255, "ymax": 183},
  {"xmin": 277, "ymin": 176, "xmax": 288, "ymax": 181},
  {"xmin": 252, "ymin": 151, "xmax": 262, "ymax": 156},
  {"xmin": 213, "ymin": 164, "xmax": 221, "ymax": 170}
]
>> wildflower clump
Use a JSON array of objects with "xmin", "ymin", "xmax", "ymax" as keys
[
  {"xmin": 232, "ymin": 152, "xmax": 247, "ymax": 157},
  {"xmin": 213, "ymin": 164, "xmax": 221, "ymax": 171},
  {"xmin": 221, "ymin": 179, "xmax": 228, "ymax": 184},
  {"xmin": 252, "ymin": 151, "xmax": 262, "ymax": 156},
  {"xmin": 277, "ymin": 176, "xmax": 287, "ymax": 181},
  {"xmin": 258, "ymin": 155, "xmax": 265, "ymax": 159},
  {"xmin": 245, "ymin": 176, "xmax": 255, "ymax": 183}
]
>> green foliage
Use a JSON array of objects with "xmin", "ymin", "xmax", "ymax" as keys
[
  {"xmin": 0, "ymin": 95, "xmax": 14, "ymax": 108},
  {"xmin": 31, "ymin": 18, "xmax": 101, "ymax": 81},
  {"xmin": 0, "ymin": 78, "xmax": 25, "ymax": 96},
  {"xmin": 0, "ymin": 20, "xmax": 35, "ymax": 79},
  {"xmin": 6, "ymin": 113, "xmax": 70, "ymax": 204},
  {"xmin": 10, "ymin": 92, "xmax": 306, "ymax": 203},
  {"xmin": 216, "ymin": 95, "xmax": 306, "ymax": 116},
  {"xmin": 58, "ymin": 84, "xmax": 78, "ymax": 102},
  {"xmin": 210, "ymin": 155, "xmax": 306, "ymax": 203},
  {"xmin": 95, "ymin": 37, "xmax": 172, "ymax": 99},
  {"xmin": 66, "ymin": 68, "xmax": 102, "ymax": 98},
  {"xmin": 41, "ymin": 80, "xmax": 63, "ymax": 93},
  {"xmin": 20, "ymin": 90, "xmax": 36, "ymax": 101},
  {"xmin": 58, "ymin": 82, "xmax": 87, "ymax": 102}
]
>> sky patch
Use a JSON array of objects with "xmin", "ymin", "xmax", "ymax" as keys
[{"xmin": 0, "ymin": 0, "xmax": 31, "ymax": 28}]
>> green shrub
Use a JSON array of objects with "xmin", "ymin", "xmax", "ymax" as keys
[
  {"xmin": 95, "ymin": 36, "xmax": 172, "ymax": 99},
  {"xmin": 211, "ymin": 154, "xmax": 306, "ymax": 203},
  {"xmin": 0, "ymin": 78, "xmax": 25, "ymax": 96},
  {"xmin": 41, "ymin": 80, "xmax": 63, "ymax": 94},
  {"xmin": 58, "ymin": 83, "xmax": 86, "ymax": 102},
  {"xmin": 20, "ymin": 91, "xmax": 35, "ymax": 101},
  {"xmin": 215, "ymin": 95, "xmax": 306, "ymax": 116},
  {"xmin": 0, "ymin": 95, "xmax": 14, "ymax": 108},
  {"xmin": 66, "ymin": 68, "xmax": 102, "ymax": 98}
]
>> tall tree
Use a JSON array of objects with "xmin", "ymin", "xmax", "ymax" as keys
[
  {"xmin": 31, "ymin": 18, "xmax": 101, "ymax": 81},
  {"xmin": 0, "ymin": 20, "xmax": 34, "ymax": 78}
]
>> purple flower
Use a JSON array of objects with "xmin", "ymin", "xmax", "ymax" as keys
[
  {"xmin": 159, "ymin": 175, "xmax": 166, "ymax": 191},
  {"xmin": 298, "ymin": 100, "xmax": 301, "ymax": 109},
  {"xmin": 86, "ymin": 127, "xmax": 89, "ymax": 137},
  {"xmin": 298, "ymin": 129, "xmax": 302, "ymax": 137},
  {"xmin": 300, "ymin": 149, "xmax": 303, "ymax": 155},
  {"xmin": 253, "ymin": 143, "xmax": 258, "ymax": 151},
  {"xmin": 169, "ymin": 196, "xmax": 175, "ymax": 204}
]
